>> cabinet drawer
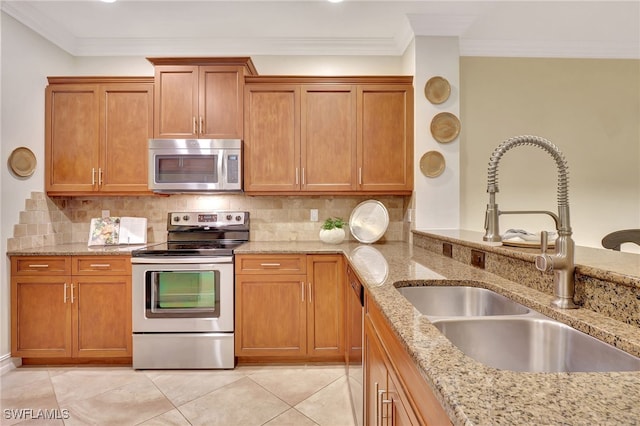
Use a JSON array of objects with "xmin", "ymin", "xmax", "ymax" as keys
[
  {"xmin": 235, "ymin": 254, "xmax": 306, "ymax": 274},
  {"xmin": 73, "ymin": 256, "xmax": 131, "ymax": 275},
  {"xmin": 12, "ymin": 256, "xmax": 71, "ymax": 275}
]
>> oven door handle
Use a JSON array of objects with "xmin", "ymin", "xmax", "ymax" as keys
[{"xmin": 131, "ymin": 256, "xmax": 233, "ymax": 264}]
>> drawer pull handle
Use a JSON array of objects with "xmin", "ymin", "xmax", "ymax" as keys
[
  {"xmin": 28, "ymin": 264, "xmax": 49, "ymax": 268},
  {"xmin": 89, "ymin": 264, "xmax": 111, "ymax": 268},
  {"xmin": 259, "ymin": 263, "xmax": 281, "ymax": 267}
]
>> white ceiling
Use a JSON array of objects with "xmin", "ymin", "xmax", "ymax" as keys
[{"xmin": 2, "ymin": 0, "xmax": 639, "ymax": 58}]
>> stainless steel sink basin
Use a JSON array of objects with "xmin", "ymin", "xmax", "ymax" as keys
[
  {"xmin": 433, "ymin": 317, "xmax": 640, "ymax": 373},
  {"xmin": 396, "ymin": 286, "xmax": 530, "ymax": 317}
]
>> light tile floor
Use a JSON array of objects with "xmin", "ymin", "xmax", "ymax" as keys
[{"xmin": 0, "ymin": 364, "xmax": 357, "ymax": 426}]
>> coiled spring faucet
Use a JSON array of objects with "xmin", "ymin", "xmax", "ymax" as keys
[{"xmin": 483, "ymin": 135, "xmax": 577, "ymax": 309}]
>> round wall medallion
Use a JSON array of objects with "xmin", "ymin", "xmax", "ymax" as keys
[
  {"xmin": 419, "ymin": 151, "xmax": 446, "ymax": 178},
  {"xmin": 8, "ymin": 147, "xmax": 37, "ymax": 177},
  {"xmin": 424, "ymin": 76, "xmax": 451, "ymax": 104},
  {"xmin": 430, "ymin": 112, "xmax": 460, "ymax": 143}
]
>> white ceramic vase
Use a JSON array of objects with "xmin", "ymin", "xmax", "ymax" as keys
[{"xmin": 319, "ymin": 228, "xmax": 346, "ymax": 244}]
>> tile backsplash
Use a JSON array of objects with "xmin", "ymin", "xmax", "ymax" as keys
[{"xmin": 7, "ymin": 192, "xmax": 410, "ymax": 250}]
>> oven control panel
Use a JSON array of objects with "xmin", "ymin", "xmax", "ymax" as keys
[{"xmin": 169, "ymin": 211, "xmax": 248, "ymax": 227}]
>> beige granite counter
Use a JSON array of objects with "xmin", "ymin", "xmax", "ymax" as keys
[
  {"xmin": 7, "ymin": 242, "xmax": 147, "ymax": 256},
  {"xmin": 237, "ymin": 239, "xmax": 640, "ymax": 425},
  {"xmin": 8, "ymin": 237, "xmax": 640, "ymax": 424}
]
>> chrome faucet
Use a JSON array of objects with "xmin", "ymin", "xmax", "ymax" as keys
[{"xmin": 483, "ymin": 135, "xmax": 578, "ymax": 309}]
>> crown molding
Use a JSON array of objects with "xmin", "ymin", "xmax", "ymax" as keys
[
  {"xmin": 1, "ymin": 2, "xmax": 78, "ymax": 53},
  {"xmin": 73, "ymin": 36, "xmax": 405, "ymax": 57},
  {"xmin": 3, "ymin": 2, "xmax": 639, "ymax": 59},
  {"xmin": 460, "ymin": 39, "xmax": 640, "ymax": 59}
]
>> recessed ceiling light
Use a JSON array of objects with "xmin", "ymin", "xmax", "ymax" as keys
[
  {"xmin": 101, "ymin": 0, "xmax": 117, "ymax": 3},
  {"xmin": 328, "ymin": 0, "xmax": 344, "ymax": 3}
]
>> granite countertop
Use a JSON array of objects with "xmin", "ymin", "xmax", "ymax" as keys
[
  {"xmin": 7, "ymin": 242, "xmax": 147, "ymax": 256},
  {"xmin": 237, "ymin": 239, "xmax": 640, "ymax": 425},
  {"xmin": 9, "ymin": 237, "xmax": 640, "ymax": 424}
]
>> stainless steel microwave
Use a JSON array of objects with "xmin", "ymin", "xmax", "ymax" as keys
[{"xmin": 148, "ymin": 139, "xmax": 242, "ymax": 193}]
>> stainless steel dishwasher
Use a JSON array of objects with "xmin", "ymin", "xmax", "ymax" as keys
[{"xmin": 346, "ymin": 265, "xmax": 364, "ymax": 426}]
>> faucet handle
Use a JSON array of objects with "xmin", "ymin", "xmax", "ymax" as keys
[
  {"xmin": 535, "ymin": 231, "xmax": 553, "ymax": 273},
  {"xmin": 540, "ymin": 230, "xmax": 549, "ymax": 253}
]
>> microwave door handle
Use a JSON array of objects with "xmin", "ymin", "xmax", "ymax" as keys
[{"xmin": 218, "ymin": 150, "xmax": 225, "ymax": 188}]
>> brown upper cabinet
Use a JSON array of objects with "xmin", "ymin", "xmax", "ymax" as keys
[
  {"xmin": 45, "ymin": 77, "xmax": 154, "ymax": 196},
  {"xmin": 148, "ymin": 57, "xmax": 257, "ymax": 139},
  {"xmin": 244, "ymin": 76, "xmax": 413, "ymax": 195}
]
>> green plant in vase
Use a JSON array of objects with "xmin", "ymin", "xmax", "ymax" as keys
[{"xmin": 319, "ymin": 217, "xmax": 347, "ymax": 244}]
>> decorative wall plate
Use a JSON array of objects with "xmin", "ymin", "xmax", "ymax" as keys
[
  {"xmin": 430, "ymin": 112, "xmax": 460, "ymax": 143},
  {"xmin": 349, "ymin": 200, "xmax": 389, "ymax": 244},
  {"xmin": 424, "ymin": 76, "xmax": 451, "ymax": 104},
  {"xmin": 8, "ymin": 147, "xmax": 36, "ymax": 177},
  {"xmin": 420, "ymin": 151, "xmax": 446, "ymax": 178}
]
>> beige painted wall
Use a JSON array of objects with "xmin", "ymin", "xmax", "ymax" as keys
[{"xmin": 459, "ymin": 57, "xmax": 640, "ymax": 250}]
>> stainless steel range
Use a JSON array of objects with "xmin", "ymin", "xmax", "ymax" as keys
[{"xmin": 131, "ymin": 211, "xmax": 249, "ymax": 369}]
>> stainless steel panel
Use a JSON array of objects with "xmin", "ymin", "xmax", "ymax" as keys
[{"xmin": 133, "ymin": 333, "xmax": 234, "ymax": 369}]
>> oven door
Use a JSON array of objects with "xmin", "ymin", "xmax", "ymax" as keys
[{"xmin": 132, "ymin": 257, "xmax": 234, "ymax": 333}]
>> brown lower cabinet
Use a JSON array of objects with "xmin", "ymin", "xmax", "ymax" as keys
[
  {"xmin": 10, "ymin": 256, "xmax": 132, "ymax": 361},
  {"xmin": 365, "ymin": 291, "xmax": 452, "ymax": 426},
  {"xmin": 234, "ymin": 254, "xmax": 344, "ymax": 361}
]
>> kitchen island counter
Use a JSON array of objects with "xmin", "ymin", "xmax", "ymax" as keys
[{"xmin": 237, "ymin": 237, "xmax": 640, "ymax": 425}]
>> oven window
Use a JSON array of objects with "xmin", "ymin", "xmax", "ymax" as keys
[
  {"xmin": 146, "ymin": 270, "xmax": 220, "ymax": 318},
  {"xmin": 155, "ymin": 155, "xmax": 218, "ymax": 183}
]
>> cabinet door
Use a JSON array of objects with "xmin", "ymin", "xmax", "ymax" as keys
[
  {"xmin": 387, "ymin": 372, "xmax": 414, "ymax": 426},
  {"xmin": 301, "ymin": 85, "xmax": 357, "ymax": 192},
  {"xmin": 200, "ymin": 66, "xmax": 244, "ymax": 138},
  {"xmin": 99, "ymin": 83, "xmax": 153, "ymax": 193},
  {"xmin": 45, "ymin": 84, "xmax": 100, "ymax": 192},
  {"xmin": 154, "ymin": 65, "xmax": 199, "ymax": 138},
  {"xmin": 307, "ymin": 255, "xmax": 345, "ymax": 358},
  {"xmin": 358, "ymin": 85, "xmax": 414, "ymax": 192},
  {"xmin": 72, "ymin": 276, "xmax": 132, "ymax": 357},
  {"xmin": 11, "ymin": 277, "xmax": 72, "ymax": 357},
  {"xmin": 244, "ymin": 84, "xmax": 300, "ymax": 192},
  {"xmin": 365, "ymin": 317, "xmax": 389, "ymax": 426},
  {"xmin": 235, "ymin": 274, "xmax": 307, "ymax": 356}
]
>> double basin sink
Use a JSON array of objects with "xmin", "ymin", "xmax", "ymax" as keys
[{"xmin": 396, "ymin": 284, "xmax": 640, "ymax": 373}]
